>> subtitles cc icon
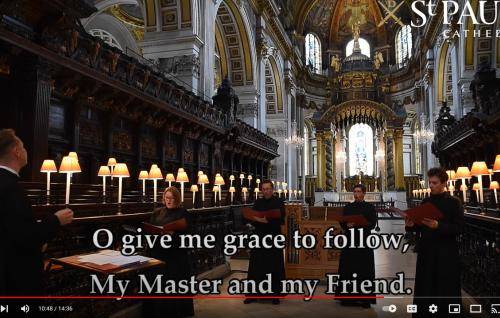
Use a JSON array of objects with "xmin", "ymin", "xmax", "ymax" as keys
[{"xmin": 382, "ymin": 304, "xmax": 397, "ymax": 313}]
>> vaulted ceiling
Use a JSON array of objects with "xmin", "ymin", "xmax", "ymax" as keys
[{"xmin": 279, "ymin": 0, "xmax": 413, "ymax": 50}]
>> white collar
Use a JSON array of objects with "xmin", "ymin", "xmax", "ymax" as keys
[{"xmin": 0, "ymin": 165, "xmax": 20, "ymax": 177}]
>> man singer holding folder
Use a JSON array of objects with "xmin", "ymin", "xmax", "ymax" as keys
[
  {"xmin": 243, "ymin": 180, "xmax": 285, "ymax": 305},
  {"xmin": 0, "ymin": 129, "xmax": 74, "ymax": 296},
  {"xmin": 394, "ymin": 168, "xmax": 464, "ymax": 317},
  {"xmin": 336, "ymin": 184, "xmax": 377, "ymax": 308}
]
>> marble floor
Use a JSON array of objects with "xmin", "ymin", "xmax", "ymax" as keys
[{"xmin": 194, "ymin": 219, "xmax": 420, "ymax": 318}]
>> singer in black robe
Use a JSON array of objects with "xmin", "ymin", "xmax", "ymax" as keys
[
  {"xmin": 335, "ymin": 200, "xmax": 378, "ymax": 307},
  {"xmin": 144, "ymin": 205, "xmax": 194, "ymax": 317},
  {"xmin": 0, "ymin": 168, "xmax": 61, "ymax": 296},
  {"xmin": 406, "ymin": 192, "xmax": 464, "ymax": 318},
  {"xmin": 245, "ymin": 195, "xmax": 286, "ymax": 303}
]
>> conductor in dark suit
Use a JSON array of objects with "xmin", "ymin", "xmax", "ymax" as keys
[{"xmin": 0, "ymin": 129, "xmax": 74, "ymax": 296}]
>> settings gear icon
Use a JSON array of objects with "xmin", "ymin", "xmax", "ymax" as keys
[{"xmin": 429, "ymin": 304, "xmax": 438, "ymax": 314}]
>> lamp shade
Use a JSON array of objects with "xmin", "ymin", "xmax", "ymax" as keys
[
  {"xmin": 248, "ymin": 175, "xmax": 253, "ymax": 180},
  {"xmin": 190, "ymin": 185, "xmax": 199, "ymax": 192},
  {"xmin": 176, "ymin": 170, "xmax": 189, "ymax": 183},
  {"xmin": 212, "ymin": 185, "xmax": 219, "ymax": 192},
  {"xmin": 254, "ymin": 187, "xmax": 260, "ymax": 192},
  {"xmin": 59, "ymin": 156, "xmax": 81, "ymax": 173},
  {"xmin": 241, "ymin": 187, "xmax": 248, "ymax": 193},
  {"xmin": 98, "ymin": 166, "xmax": 111, "ymax": 177},
  {"xmin": 148, "ymin": 166, "xmax": 163, "ymax": 180},
  {"xmin": 256, "ymin": 179, "xmax": 261, "ymax": 184},
  {"xmin": 198, "ymin": 170, "xmax": 204, "ymax": 176},
  {"xmin": 472, "ymin": 183, "xmax": 480, "ymax": 191},
  {"xmin": 198, "ymin": 174, "xmax": 209, "ymax": 184},
  {"xmin": 40, "ymin": 160, "xmax": 57, "ymax": 173},
  {"xmin": 460, "ymin": 184, "xmax": 467, "ymax": 191},
  {"xmin": 455, "ymin": 167, "xmax": 471, "ymax": 179},
  {"xmin": 493, "ymin": 154, "xmax": 500, "ymax": 172},
  {"xmin": 471, "ymin": 161, "xmax": 489, "ymax": 176},
  {"xmin": 229, "ymin": 175, "xmax": 235, "ymax": 181},
  {"xmin": 239, "ymin": 173, "xmax": 244, "ymax": 179},
  {"xmin": 229, "ymin": 186, "xmax": 236, "ymax": 193},
  {"xmin": 214, "ymin": 175, "xmax": 225, "ymax": 185},
  {"xmin": 112, "ymin": 163, "xmax": 130, "ymax": 177},
  {"xmin": 165, "ymin": 173, "xmax": 175, "ymax": 182},
  {"xmin": 107, "ymin": 158, "xmax": 117, "ymax": 166},
  {"xmin": 490, "ymin": 181, "xmax": 499, "ymax": 190},
  {"xmin": 178, "ymin": 168, "xmax": 185, "ymax": 173},
  {"xmin": 138, "ymin": 170, "xmax": 149, "ymax": 180},
  {"xmin": 68, "ymin": 152, "xmax": 78, "ymax": 161},
  {"xmin": 446, "ymin": 170, "xmax": 456, "ymax": 181}
]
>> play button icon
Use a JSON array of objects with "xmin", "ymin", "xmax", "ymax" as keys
[{"xmin": 0, "ymin": 305, "xmax": 8, "ymax": 313}]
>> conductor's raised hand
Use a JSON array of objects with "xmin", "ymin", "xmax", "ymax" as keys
[{"xmin": 55, "ymin": 208, "xmax": 74, "ymax": 226}]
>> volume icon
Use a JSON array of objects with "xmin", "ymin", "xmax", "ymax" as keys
[{"xmin": 20, "ymin": 305, "xmax": 29, "ymax": 313}]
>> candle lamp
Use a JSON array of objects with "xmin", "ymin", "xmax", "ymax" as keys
[
  {"xmin": 107, "ymin": 157, "xmax": 117, "ymax": 182},
  {"xmin": 242, "ymin": 187, "xmax": 248, "ymax": 203},
  {"xmin": 278, "ymin": 189, "xmax": 282, "ymax": 198},
  {"xmin": 138, "ymin": 170, "xmax": 149, "ymax": 201},
  {"xmin": 176, "ymin": 168, "xmax": 189, "ymax": 203},
  {"xmin": 254, "ymin": 187, "xmax": 260, "ymax": 200},
  {"xmin": 112, "ymin": 163, "xmax": 129, "ymax": 207},
  {"xmin": 472, "ymin": 183, "xmax": 480, "ymax": 203},
  {"xmin": 212, "ymin": 185, "xmax": 219, "ymax": 205},
  {"xmin": 148, "ymin": 165, "xmax": 163, "ymax": 204},
  {"xmin": 456, "ymin": 167, "xmax": 471, "ymax": 203},
  {"xmin": 298, "ymin": 190, "xmax": 302, "ymax": 199},
  {"xmin": 229, "ymin": 186, "xmax": 236, "ymax": 204},
  {"xmin": 59, "ymin": 156, "xmax": 81, "ymax": 205},
  {"xmin": 214, "ymin": 174, "xmax": 225, "ymax": 202},
  {"xmin": 40, "ymin": 160, "xmax": 57, "ymax": 205},
  {"xmin": 239, "ymin": 173, "xmax": 245, "ymax": 186},
  {"xmin": 448, "ymin": 184, "xmax": 455, "ymax": 196},
  {"xmin": 471, "ymin": 161, "xmax": 489, "ymax": 204},
  {"xmin": 165, "ymin": 173, "xmax": 175, "ymax": 188},
  {"xmin": 98, "ymin": 166, "xmax": 111, "ymax": 203},
  {"xmin": 190, "ymin": 184, "xmax": 199, "ymax": 206},
  {"xmin": 459, "ymin": 184, "xmax": 468, "ymax": 202},
  {"xmin": 229, "ymin": 175, "xmax": 235, "ymax": 187},
  {"xmin": 247, "ymin": 175, "xmax": 253, "ymax": 187},
  {"xmin": 198, "ymin": 173, "xmax": 209, "ymax": 206},
  {"xmin": 490, "ymin": 181, "xmax": 499, "ymax": 205}
]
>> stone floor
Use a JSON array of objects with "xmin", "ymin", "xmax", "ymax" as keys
[{"xmin": 194, "ymin": 219, "xmax": 419, "ymax": 318}]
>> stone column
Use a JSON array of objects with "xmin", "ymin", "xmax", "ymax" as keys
[
  {"xmin": 385, "ymin": 129, "xmax": 396, "ymax": 190},
  {"xmin": 324, "ymin": 130, "xmax": 334, "ymax": 191},
  {"xmin": 316, "ymin": 132, "xmax": 326, "ymax": 190},
  {"xmin": 394, "ymin": 129, "xmax": 405, "ymax": 190}
]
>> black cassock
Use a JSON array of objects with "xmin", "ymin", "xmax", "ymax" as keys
[
  {"xmin": 246, "ymin": 196, "xmax": 286, "ymax": 297},
  {"xmin": 335, "ymin": 200, "xmax": 377, "ymax": 305},
  {"xmin": 407, "ymin": 192, "xmax": 464, "ymax": 318},
  {"xmin": 143, "ymin": 207, "xmax": 195, "ymax": 318},
  {"xmin": 0, "ymin": 168, "xmax": 61, "ymax": 296}
]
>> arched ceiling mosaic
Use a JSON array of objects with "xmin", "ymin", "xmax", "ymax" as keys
[{"xmin": 292, "ymin": 0, "xmax": 412, "ymax": 49}]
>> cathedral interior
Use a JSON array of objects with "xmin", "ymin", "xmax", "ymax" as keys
[{"xmin": 0, "ymin": 0, "xmax": 499, "ymax": 317}]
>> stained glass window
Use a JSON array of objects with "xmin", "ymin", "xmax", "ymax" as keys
[
  {"xmin": 305, "ymin": 33, "xmax": 322, "ymax": 74},
  {"xmin": 348, "ymin": 123, "xmax": 374, "ymax": 176},
  {"xmin": 396, "ymin": 25, "xmax": 412, "ymax": 65}
]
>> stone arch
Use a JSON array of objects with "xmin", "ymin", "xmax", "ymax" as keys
[
  {"xmin": 265, "ymin": 56, "xmax": 284, "ymax": 114},
  {"xmin": 214, "ymin": 0, "xmax": 255, "ymax": 86}
]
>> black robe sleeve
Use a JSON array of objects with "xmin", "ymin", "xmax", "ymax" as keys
[
  {"xmin": 2, "ymin": 182, "xmax": 60, "ymax": 250},
  {"xmin": 435, "ymin": 197, "xmax": 464, "ymax": 237}
]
